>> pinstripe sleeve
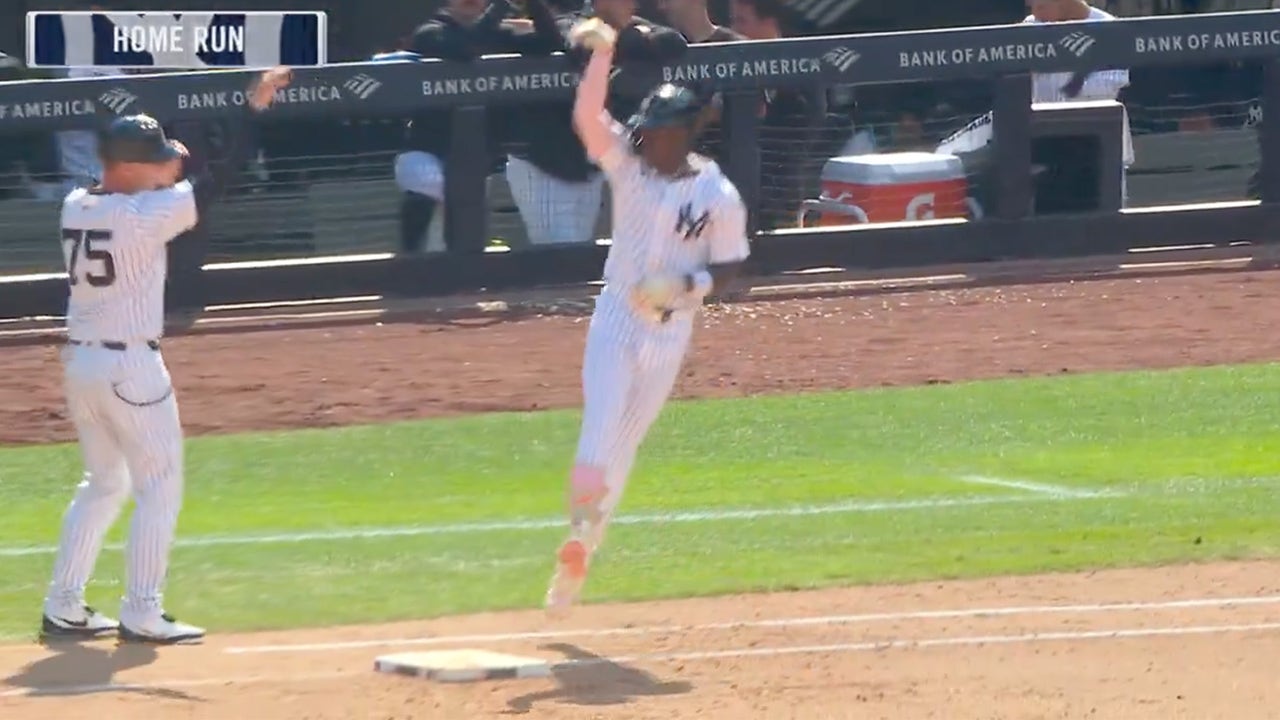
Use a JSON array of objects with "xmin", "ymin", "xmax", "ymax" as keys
[
  {"xmin": 132, "ymin": 181, "xmax": 199, "ymax": 244},
  {"xmin": 595, "ymin": 118, "xmax": 641, "ymax": 182},
  {"xmin": 708, "ymin": 182, "xmax": 749, "ymax": 265}
]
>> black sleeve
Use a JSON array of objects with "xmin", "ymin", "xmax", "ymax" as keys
[
  {"xmin": 647, "ymin": 25, "xmax": 689, "ymax": 62},
  {"xmin": 410, "ymin": 21, "xmax": 475, "ymax": 61},
  {"xmin": 519, "ymin": 0, "xmax": 568, "ymax": 54},
  {"xmin": 188, "ymin": 106, "xmax": 257, "ymax": 212},
  {"xmin": 493, "ymin": 24, "xmax": 564, "ymax": 55}
]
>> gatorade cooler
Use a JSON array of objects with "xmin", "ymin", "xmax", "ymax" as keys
[{"xmin": 797, "ymin": 152, "xmax": 976, "ymax": 228}]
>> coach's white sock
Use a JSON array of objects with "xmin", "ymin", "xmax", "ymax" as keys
[{"xmin": 46, "ymin": 473, "xmax": 130, "ymax": 613}]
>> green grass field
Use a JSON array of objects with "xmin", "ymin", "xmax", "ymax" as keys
[{"xmin": 1, "ymin": 363, "xmax": 1278, "ymax": 641}]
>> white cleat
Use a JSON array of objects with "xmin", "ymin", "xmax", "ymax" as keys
[
  {"xmin": 40, "ymin": 605, "xmax": 119, "ymax": 640},
  {"xmin": 118, "ymin": 612, "xmax": 206, "ymax": 645},
  {"xmin": 545, "ymin": 538, "xmax": 590, "ymax": 618}
]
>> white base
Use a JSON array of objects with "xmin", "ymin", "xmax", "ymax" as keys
[{"xmin": 374, "ymin": 649, "xmax": 552, "ymax": 683}]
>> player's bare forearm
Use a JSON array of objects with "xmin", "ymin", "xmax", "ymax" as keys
[{"xmin": 570, "ymin": 20, "xmax": 617, "ymax": 160}]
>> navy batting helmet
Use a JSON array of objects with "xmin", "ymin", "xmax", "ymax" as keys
[
  {"xmin": 98, "ymin": 114, "xmax": 182, "ymax": 164},
  {"xmin": 627, "ymin": 83, "xmax": 703, "ymax": 131}
]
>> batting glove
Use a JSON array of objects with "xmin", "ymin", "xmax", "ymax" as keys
[
  {"xmin": 569, "ymin": 18, "xmax": 617, "ymax": 52},
  {"xmin": 630, "ymin": 273, "xmax": 685, "ymax": 315}
]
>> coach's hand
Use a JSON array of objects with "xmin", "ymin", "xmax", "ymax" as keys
[{"xmin": 248, "ymin": 67, "xmax": 293, "ymax": 111}]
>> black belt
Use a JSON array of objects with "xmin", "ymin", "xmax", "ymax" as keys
[{"xmin": 67, "ymin": 339, "xmax": 160, "ymax": 351}]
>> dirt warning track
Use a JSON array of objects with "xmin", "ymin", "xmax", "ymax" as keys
[{"xmin": 3, "ymin": 270, "xmax": 1280, "ymax": 445}]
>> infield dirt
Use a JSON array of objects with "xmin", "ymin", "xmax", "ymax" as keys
[{"xmin": 1, "ymin": 270, "xmax": 1278, "ymax": 718}]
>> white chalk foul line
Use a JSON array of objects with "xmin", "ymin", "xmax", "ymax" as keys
[
  {"xmin": 8, "ymin": 622, "xmax": 1280, "ymax": 698},
  {"xmin": 0, "ymin": 493, "xmax": 1075, "ymax": 559},
  {"xmin": 587, "ymin": 621, "xmax": 1280, "ymax": 667},
  {"xmin": 955, "ymin": 475, "xmax": 1106, "ymax": 498},
  {"xmin": 224, "ymin": 593, "xmax": 1280, "ymax": 654}
]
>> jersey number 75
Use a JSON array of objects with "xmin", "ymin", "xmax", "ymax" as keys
[{"xmin": 62, "ymin": 229, "xmax": 117, "ymax": 287}]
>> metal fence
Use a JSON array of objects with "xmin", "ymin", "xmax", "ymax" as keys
[{"xmin": 0, "ymin": 97, "xmax": 1262, "ymax": 271}]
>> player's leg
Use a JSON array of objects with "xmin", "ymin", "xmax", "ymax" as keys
[
  {"xmin": 109, "ymin": 353, "xmax": 204, "ymax": 643},
  {"xmin": 534, "ymin": 167, "xmax": 605, "ymax": 245},
  {"xmin": 505, "ymin": 155, "xmax": 555, "ymax": 246},
  {"xmin": 559, "ymin": 173, "xmax": 606, "ymax": 245},
  {"xmin": 590, "ymin": 337, "xmax": 690, "ymax": 551},
  {"xmin": 394, "ymin": 151, "xmax": 444, "ymax": 254},
  {"xmin": 42, "ymin": 368, "xmax": 130, "ymax": 638},
  {"xmin": 549, "ymin": 322, "xmax": 691, "ymax": 612},
  {"xmin": 548, "ymin": 309, "xmax": 639, "ymax": 611}
]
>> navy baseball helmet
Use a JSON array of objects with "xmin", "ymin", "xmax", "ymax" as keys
[
  {"xmin": 98, "ymin": 114, "xmax": 182, "ymax": 164},
  {"xmin": 627, "ymin": 83, "xmax": 703, "ymax": 131}
]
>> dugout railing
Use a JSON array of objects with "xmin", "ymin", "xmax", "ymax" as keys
[{"xmin": 1, "ymin": 9, "xmax": 1279, "ymax": 318}]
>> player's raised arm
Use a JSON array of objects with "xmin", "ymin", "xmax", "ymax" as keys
[
  {"xmin": 569, "ymin": 19, "xmax": 620, "ymax": 163},
  {"xmin": 169, "ymin": 67, "xmax": 291, "ymax": 205},
  {"xmin": 125, "ymin": 67, "xmax": 289, "ymax": 244}
]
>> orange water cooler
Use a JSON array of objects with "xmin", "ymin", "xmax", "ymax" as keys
[{"xmin": 797, "ymin": 152, "xmax": 980, "ymax": 228}]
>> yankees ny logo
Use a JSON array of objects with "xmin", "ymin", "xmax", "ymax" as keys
[
  {"xmin": 97, "ymin": 87, "xmax": 139, "ymax": 114},
  {"xmin": 675, "ymin": 203, "xmax": 710, "ymax": 241}
]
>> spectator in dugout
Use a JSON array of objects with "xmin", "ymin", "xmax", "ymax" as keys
[
  {"xmin": 582, "ymin": 0, "xmax": 689, "ymax": 123},
  {"xmin": 731, "ymin": 0, "xmax": 829, "ymax": 230},
  {"xmin": 503, "ymin": 0, "xmax": 604, "ymax": 247},
  {"xmin": 395, "ymin": 0, "xmax": 563, "ymax": 254},
  {"xmin": 505, "ymin": 0, "xmax": 687, "ymax": 246},
  {"xmin": 658, "ymin": 0, "xmax": 743, "ymax": 43},
  {"xmin": 655, "ymin": 0, "xmax": 743, "ymax": 166}
]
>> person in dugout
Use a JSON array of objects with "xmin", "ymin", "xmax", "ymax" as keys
[
  {"xmin": 394, "ymin": 0, "xmax": 564, "ymax": 254},
  {"xmin": 731, "ymin": 0, "xmax": 830, "ymax": 230},
  {"xmin": 505, "ymin": 0, "xmax": 688, "ymax": 246}
]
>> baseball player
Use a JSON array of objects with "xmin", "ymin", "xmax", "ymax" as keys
[
  {"xmin": 397, "ymin": 0, "xmax": 563, "ymax": 254},
  {"xmin": 505, "ymin": 0, "xmax": 605, "ymax": 247},
  {"xmin": 40, "ymin": 68, "xmax": 290, "ymax": 644},
  {"xmin": 545, "ymin": 19, "xmax": 750, "ymax": 614},
  {"xmin": 1024, "ymin": 0, "xmax": 1133, "ymax": 203}
]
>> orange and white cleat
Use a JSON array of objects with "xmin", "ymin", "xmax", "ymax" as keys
[{"xmin": 545, "ymin": 537, "xmax": 591, "ymax": 618}]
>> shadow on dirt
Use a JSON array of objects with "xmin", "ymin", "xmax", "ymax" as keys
[
  {"xmin": 503, "ymin": 642, "xmax": 692, "ymax": 714},
  {"xmin": 3, "ymin": 640, "xmax": 201, "ymax": 701}
]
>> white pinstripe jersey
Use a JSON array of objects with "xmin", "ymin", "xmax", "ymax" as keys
[
  {"xmin": 1024, "ymin": 8, "xmax": 1130, "ymax": 103},
  {"xmin": 596, "ymin": 119, "xmax": 750, "ymax": 294},
  {"xmin": 1024, "ymin": 7, "xmax": 1133, "ymax": 165},
  {"xmin": 61, "ymin": 182, "xmax": 199, "ymax": 341}
]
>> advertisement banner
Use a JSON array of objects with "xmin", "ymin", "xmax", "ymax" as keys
[{"xmin": 0, "ymin": 9, "xmax": 1277, "ymax": 131}]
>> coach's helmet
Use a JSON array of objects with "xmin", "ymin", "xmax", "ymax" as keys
[
  {"xmin": 98, "ymin": 114, "xmax": 183, "ymax": 164},
  {"xmin": 627, "ymin": 83, "xmax": 704, "ymax": 131}
]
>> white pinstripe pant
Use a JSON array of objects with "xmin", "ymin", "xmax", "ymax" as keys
[
  {"xmin": 394, "ymin": 151, "xmax": 445, "ymax": 200},
  {"xmin": 505, "ymin": 155, "xmax": 605, "ymax": 246},
  {"xmin": 46, "ymin": 344, "xmax": 184, "ymax": 619},
  {"xmin": 573, "ymin": 289, "xmax": 692, "ymax": 548}
]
